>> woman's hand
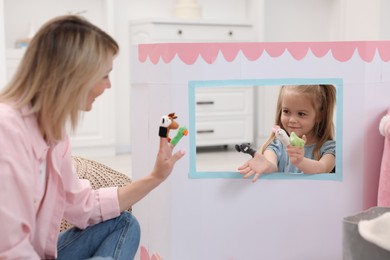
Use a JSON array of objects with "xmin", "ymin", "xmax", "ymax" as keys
[
  {"xmin": 151, "ymin": 137, "xmax": 185, "ymax": 181},
  {"xmin": 238, "ymin": 152, "xmax": 272, "ymax": 183},
  {"xmin": 118, "ymin": 138, "xmax": 185, "ymax": 211}
]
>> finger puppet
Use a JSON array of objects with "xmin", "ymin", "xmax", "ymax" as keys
[
  {"xmin": 235, "ymin": 143, "xmax": 256, "ymax": 157},
  {"xmin": 272, "ymin": 125, "xmax": 290, "ymax": 146},
  {"xmin": 159, "ymin": 113, "xmax": 179, "ymax": 141},
  {"xmin": 289, "ymin": 132, "xmax": 305, "ymax": 147},
  {"xmin": 272, "ymin": 125, "xmax": 305, "ymax": 147},
  {"xmin": 159, "ymin": 112, "xmax": 187, "ymax": 146},
  {"xmin": 170, "ymin": 126, "xmax": 188, "ymax": 147},
  {"xmin": 378, "ymin": 109, "xmax": 390, "ymax": 206},
  {"xmin": 236, "ymin": 127, "xmax": 305, "ymax": 158}
]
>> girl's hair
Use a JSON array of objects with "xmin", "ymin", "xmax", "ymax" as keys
[
  {"xmin": 260, "ymin": 84, "xmax": 336, "ymax": 160},
  {"xmin": 0, "ymin": 15, "xmax": 119, "ymax": 142}
]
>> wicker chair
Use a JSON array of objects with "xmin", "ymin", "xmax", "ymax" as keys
[{"xmin": 59, "ymin": 156, "xmax": 132, "ymax": 232}]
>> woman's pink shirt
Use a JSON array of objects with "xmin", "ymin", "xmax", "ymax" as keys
[{"xmin": 0, "ymin": 103, "xmax": 120, "ymax": 259}]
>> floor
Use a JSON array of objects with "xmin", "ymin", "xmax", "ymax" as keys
[
  {"xmin": 195, "ymin": 146, "xmax": 252, "ymax": 172},
  {"xmin": 87, "ymin": 145, "xmax": 251, "ymax": 179}
]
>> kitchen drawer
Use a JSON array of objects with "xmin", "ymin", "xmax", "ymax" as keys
[
  {"xmin": 148, "ymin": 24, "xmax": 252, "ymax": 42},
  {"xmin": 130, "ymin": 19, "xmax": 254, "ymax": 44},
  {"xmin": 196, "ymin": 116, "xmax": 253, "ymax": 147},
  {"xmin": 196, "ymin": 87, "xmax": 253, "ymax": 116}
]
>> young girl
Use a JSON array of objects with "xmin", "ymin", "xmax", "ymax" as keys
[
  {"xmin": 238, "ymin": 84, "xmax": 336, "ymax": 182},
  {"xmin": 0, "ymin": 15, "xmax": 184, "ymax": 259}
]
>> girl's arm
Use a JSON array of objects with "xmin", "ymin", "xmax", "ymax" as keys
[
  {"xmin": 238, "ymin": 150, "xmax": 278, "ymax": 183},
  {"xmin": 287, "ymin": 145, "xmax": 335, "ymax": 173}
]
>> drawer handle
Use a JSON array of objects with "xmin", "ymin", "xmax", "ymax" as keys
[
  {"xmin": 196, "ymin": 101, "xmax": 214, "ymax": 105},
  {"xmin": 228, "ymin": 30, "xmax": 233, "ymax": 37},
  {"xmin": 178, "ymin": 29, "xmax": 183, "ymax": 35},
  {"xmin": 197, "ymin": 130, "xmax": 214, "ymax": 134}
]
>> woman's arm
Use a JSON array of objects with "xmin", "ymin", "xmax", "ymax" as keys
[{"xmin": 117, "ymin": 138, "xmax": 185, "ymax": 212}]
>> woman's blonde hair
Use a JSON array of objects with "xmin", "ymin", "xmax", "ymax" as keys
[
  {"xmin": 0, "ymin": 15, "xmax": 119, "ymax": 142},
  {"xmin": 260, "ymin": 84, "xmax": 336, "ymax": 160}
]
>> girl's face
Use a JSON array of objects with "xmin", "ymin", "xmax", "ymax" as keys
[
  {"xmin": 280, "ymin": 90, "xmax": 318, "ymax": 144},
  {"xmin": 85, "ymin": 55, "xmax": 114, "ymax": 111}
]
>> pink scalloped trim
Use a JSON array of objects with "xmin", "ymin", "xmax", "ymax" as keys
[
  {"xmin": 140, "ymin": 246, "xmax": 162, "ymax": 260},
  {"xmin": 138, "ymin": 41, "xmax": 390, "ymax": 64}
]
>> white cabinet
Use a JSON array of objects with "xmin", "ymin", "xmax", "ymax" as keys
[
  {"xmin": 195, "ymin": 86, "xmax": 254, "ymax": 147},
  {"xmin": 130, "ymin": 18, "xmax": 254, "ymax": 44},
  {"xmin": 130, "ymin": 19, "xmax": 255, "ymax": 147},
  {"xmin": 2, "ymin": 0, "xmax": 115, "ymax": 157}
]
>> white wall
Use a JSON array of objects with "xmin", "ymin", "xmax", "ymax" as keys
[
  {"xmin": 3, "ymin": 0, "xmax": 109, "ymax": 48},
  {"xmin": 264, "ymin": 0, "xmax": 342, "ymax": 41},
  {"xmin": 262, "ymin": 0, "xmax": 390, "ymax": 42},
  {"xmin": 341, "ymin": 0, "xmax": 381, "ymax": 40},
  {"xmin": 380, "ymin": 0, "xmax": 390, "ymax": 39}
]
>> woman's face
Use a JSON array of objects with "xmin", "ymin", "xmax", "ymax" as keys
[
  {"xmin": 84, "ymin": 54, "xmax": 114, "ymax": 111},
  {"xmin": 280, "ymin": 90, "xmax": 317, "ymax": 144}
]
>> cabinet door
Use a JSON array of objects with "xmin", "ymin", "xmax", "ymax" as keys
[
  {"xmin": 130, "ymin": 19, "xmax": 255, "ymax": 44},
  {"xmin": 195, "ymin": 86, "xmax": 254, "ymax": 147},
  {"xmin": 149, "ymin": 23, "xmax": 254, "ymax": 42}
]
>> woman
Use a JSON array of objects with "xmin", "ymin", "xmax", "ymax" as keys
[{"xmin": 0, "ymin": 15, "xmax": 184, "ymax": 259}]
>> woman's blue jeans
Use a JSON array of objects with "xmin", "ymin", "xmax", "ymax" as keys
[{"xmin": 57, "ymin": 212, "xmax": 140, "ymax": 260}]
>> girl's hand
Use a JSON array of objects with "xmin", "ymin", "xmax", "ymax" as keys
[
  {"xmin": 238, "ymin": 152, "xmax": 271, "ymax": 183},
  {"xmin": 286, "ymin": 135, "xmax": 306, "ymax": 166}
]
